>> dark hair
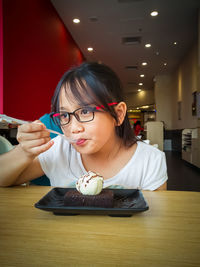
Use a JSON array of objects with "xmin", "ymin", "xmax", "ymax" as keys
[{"xmin": 51, "ymin": 62, "xmax": 137, "ymax": 147}]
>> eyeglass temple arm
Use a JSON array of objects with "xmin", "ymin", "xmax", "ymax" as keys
[
  {"xmin": 52, "ymin": 113, "xmax": 60, "ymax": 117},
  {"xmin": 96, "ymin": 102, "xmax": 118, "ymax": 110}
]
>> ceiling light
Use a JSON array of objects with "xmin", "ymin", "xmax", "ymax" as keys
[
  {"xmin": 155, "ymin": 51, "xmax": 160, "ymax": 55},
  {"xmin": 145, "ymin": 43, "xmax": 151, "ymax": 48},
  {"xmin": 139, "ymin": 83, "xmax": 143, "ymax": 86},
  {"xmin": 173, "ymin": 41, "xmax": 177, "ymax": 45},
  {"xmin": 142, "ymin": 62, "xmax": 147, "ymax": 66},
  {"xmin": 140, "ymin": 74, "xmax": 145, "ymax": 77},
  {"xmin": 138, "ymin": 89, "xmax": 142, "ymax": 92},
  {"xmin": 151, "ymin": 11, "xmax": 158, "ymax": 17},
  {"xmin": 142, "ymin": 105, "xmax": 149, "ymax": 109},
  {"xmin": 164, "ymin": 62, "xmax": 167, "ymax": 66},
  {"xmin": 73, "ymin": 18, "xmax": 80, "ymax": 24},
  {"xmin": 87, "ymin": 47, "xmax": 93, "ymax": 52}
]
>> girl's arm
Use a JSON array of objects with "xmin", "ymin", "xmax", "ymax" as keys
[{"xmin": 0, "ymin": 121, "xmax": 54, "ymax": 187}]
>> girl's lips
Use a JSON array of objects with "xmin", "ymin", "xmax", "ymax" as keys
[{"xmin": 75, "ymin": 139, "xmax": 87, "ymax": 145}]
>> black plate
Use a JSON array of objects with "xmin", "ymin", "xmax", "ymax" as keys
[{"xmin": 35, "ymin": 188, "xmax": 149, "ymax": 217}]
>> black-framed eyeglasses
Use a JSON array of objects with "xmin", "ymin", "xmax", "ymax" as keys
[{"xmin": 50, "ymin": 102, "xmax": 118, "ymax": 126}]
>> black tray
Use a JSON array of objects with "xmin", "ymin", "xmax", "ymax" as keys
[{"xmin": 35, "ymin": 188, "xmax": 149, "ymax": 217}]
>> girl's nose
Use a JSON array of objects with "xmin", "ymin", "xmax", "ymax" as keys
[{"xmin": 69, "ymin": 116, "xmax": 84, "ymax": 133}]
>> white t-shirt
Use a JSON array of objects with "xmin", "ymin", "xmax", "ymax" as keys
[{"xmin": 38, "ymin": 136, "xmax": 168, "ymax": 190}]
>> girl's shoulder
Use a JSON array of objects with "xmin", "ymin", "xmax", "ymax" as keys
[{"xmin": 136, "ymin": 141, "xmax": 164, "ymax": 157}]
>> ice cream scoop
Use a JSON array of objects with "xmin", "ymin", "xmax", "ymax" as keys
[{"xmin": 76, "ymin": 171, "xmax": 104, "ymax": 195}]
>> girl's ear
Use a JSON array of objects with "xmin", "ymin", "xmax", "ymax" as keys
[{"xmin": 114, "ymin": 102, "xmax": 127, "ymax": 126}]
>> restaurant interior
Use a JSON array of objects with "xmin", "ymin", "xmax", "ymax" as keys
[
  {"xmin": 0, "ymin": 0, "xmax": 199, "ymax": 190},
  {"xmin": 0, "ymin": 1, "xmax": 200, "ymax": 266}
]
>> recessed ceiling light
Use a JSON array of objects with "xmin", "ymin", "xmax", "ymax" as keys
[
  {"xmin": 173, "ymin": 41, "xmax": 177, "ymax": 45},
  {"xmin": 73, "ymin": 18, "xmax": 80, "ymax": 24},
  {"xmin": 145, "ymin": 43, "xmax": 151, "ymax": 48},
  {"xmin": 138, "ymin": 89, "xmax": 142, "ymax": 92},
  {"xmin": 87, "ymin": 47, "xmax": 93, "ymax": 52},
  {"xmin": 142, "ymin": 62, "xmax": 147, "ymax": 66},
  {"xmin": 151, "ymin": 11, "xmax": 158, "ymax": 17},
  {"xmin": 139, "ymin": 83, "xmax": 143, "ymax": 86},
  {"xmin": 140, "ymin": 74, "xmax": 145, "ymax": 77},
  {"xmin": 155, "ymin": 51, "xmax": 160, "ymax": 55},
  {"xmin": 164, "ymin": 62, "xmax": 167, "ymax": 66}
]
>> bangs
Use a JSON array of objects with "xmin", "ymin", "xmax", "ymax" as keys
[{"xmin": 61, "ymin": 71, "xmax": 114, "ymax": 109}]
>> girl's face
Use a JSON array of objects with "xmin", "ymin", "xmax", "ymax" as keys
[{"xmin": 59, "ymin": 86, "xmax": 118, "ymax": 155}]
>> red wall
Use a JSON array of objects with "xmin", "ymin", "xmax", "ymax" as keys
[{"xmin": 3, "ymin": 0, "xmax": 84, "ymax": 120}]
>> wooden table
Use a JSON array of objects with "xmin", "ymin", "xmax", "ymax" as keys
[{"xmin": 0, "ymin": 186, "xmax": 200, "ymax": 267}]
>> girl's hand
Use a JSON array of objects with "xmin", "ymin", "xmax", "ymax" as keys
[{"xmin": 17, "ymin": 120, "xmax": 54, "ymax": 159}]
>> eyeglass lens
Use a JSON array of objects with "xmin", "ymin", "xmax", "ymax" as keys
[{"xmin": 55, "ymin": 107, "xmax": 95, "ymax": 125}]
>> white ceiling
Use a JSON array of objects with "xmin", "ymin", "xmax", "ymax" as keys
[{"xmin": 51, "ymin": 0, "xmax": 200, "ymax": 95}]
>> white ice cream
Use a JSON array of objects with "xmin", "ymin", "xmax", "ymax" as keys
[{"xmin": 76, "ymin": 171, "xmax": 104, "ymax": 195}]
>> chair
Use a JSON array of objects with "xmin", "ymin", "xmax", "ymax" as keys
[
  {"xmin": 0, "ymin": 136, "xmax": 13, "ymax": 155},
  {"xmin": 39, "ymin": 113, "xmax": 62, "ymax": 138}
]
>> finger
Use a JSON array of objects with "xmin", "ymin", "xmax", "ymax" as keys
[
  {"xmin": 33, "ymin": 120, "xmax": 43, "ymax": 124},
  {"xmin": 17, "ymin": 130, "xmax": 50, "ymax": 142},
  {"xmin": 19, "ymin": 122, "xmax": 46, "ymax": 133},
  {"xmin": 21, "ymin": 137, "xmax": 51, "ymax": 150},
  {"xmin": 31, "ymin": 139, "xmax": 54, "ymax": 155}
]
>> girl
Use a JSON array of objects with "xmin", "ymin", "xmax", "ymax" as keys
[{"xmin": 0, "ymin": 62, "xmax": 167, "ymax": 190}]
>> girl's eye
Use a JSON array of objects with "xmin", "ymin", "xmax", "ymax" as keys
[
  {"xmin": 80, "ymin": 108, "xmax": 92, "ymax": 115},
  {"xmin": 61, "ymin": 113, "xmax": 69, "ymax": 119}
]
